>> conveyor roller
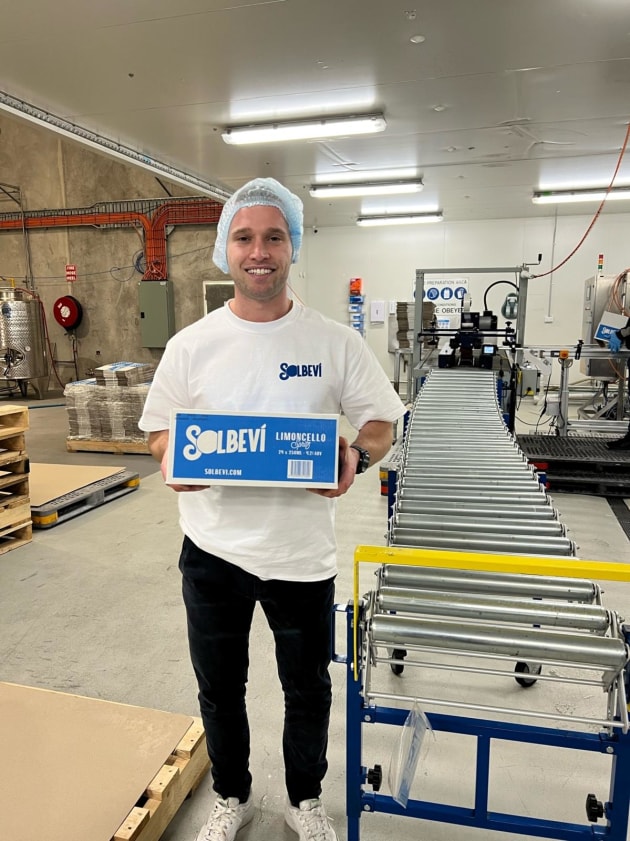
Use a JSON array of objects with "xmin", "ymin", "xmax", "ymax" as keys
[
  {"xmin": 370, "ymin": 614, "xmax": 626, "ymax": 676},
  {"xmin": 375, "ymin": 587, "xmax": 610, "ymax": 632},
  {"xmin": 379, "ymin": 564, "xmax": 599, "ymax": 602}
]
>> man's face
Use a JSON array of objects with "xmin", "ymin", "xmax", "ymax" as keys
[{"xmin": 226, "ymin": 205, "xmax": 293, "ymax": 303}]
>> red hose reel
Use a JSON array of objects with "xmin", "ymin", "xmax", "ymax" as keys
[{"xmin": 53, "ymin": 295, "xmax": 83, "ymax": 330}]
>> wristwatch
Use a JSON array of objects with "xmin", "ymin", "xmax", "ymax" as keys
[{"xmin": 350, "ymin": 444, "xmax": 371, "ymax": 475}]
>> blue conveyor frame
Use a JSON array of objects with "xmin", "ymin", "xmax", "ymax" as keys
[{"xmin": 338, "ymin": 602, "xmax": 630, "ymax": 841}]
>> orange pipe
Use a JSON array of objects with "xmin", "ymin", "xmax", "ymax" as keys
[
  {"xmin": 0, "ymin": 197, "xmax": 225, "ymax": 280},
  {"xmin": 144, "ymin": 199, "xmax": 223, "ymax": 279},
  {"xmin": 0, "ymin": 211, "xmax": 151, "ymax": 234}
]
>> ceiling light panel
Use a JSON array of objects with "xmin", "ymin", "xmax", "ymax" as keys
[
  {"xmin": 222, "ymin": 114, "xmax": 386, "ymax": 145},
  {"xmin": 356, "ymin": 212, "xmax": 443, "ymax": 226},
  {"xmin": 310, "ymin": 179, "xmax": 423, "ymax": 198},
  {"xmin": 532, "ymin": 187, "xmax": 630, "ymax": 204}
]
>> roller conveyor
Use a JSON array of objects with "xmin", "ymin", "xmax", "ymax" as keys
[
  {"xmin": 345, "ymin": 344, "xmax": 630, "ymax": 841},
  {"xmin": 381, "ymin": 372, "xmax": 624, "ymax": 702},
  {"xmin": 389, "ymin": 369, "xmax": 575, "ymax": 555}
]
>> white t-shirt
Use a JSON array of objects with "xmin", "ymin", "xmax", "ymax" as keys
[{"xmin": 139, "ymin": 301, "xmax": 406, "ymax": 581}]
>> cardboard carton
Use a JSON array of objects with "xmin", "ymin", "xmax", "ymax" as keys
[{"xmin": 167, "ymin": 410, "xmax": 339, "ymax": 488}]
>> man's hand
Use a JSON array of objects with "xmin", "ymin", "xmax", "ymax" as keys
[
  {"xmin": 309, "ymin": 436, "xmax": 356, "ymax": 498},
  {"xmin": 160, "ymin": 450, "xmax": 207, "ymax": 493},
  {"xmin": 148, "ymin": 429, "xmax": 207, "ymax": 493},
  {"xmin": 309, "ymin": 420, "xmax": 395, "ymax": 499}
]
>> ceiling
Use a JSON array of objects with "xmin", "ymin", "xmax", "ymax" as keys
[{"xmin": 1, "ymin": 0, "xmax": 630, "ymax": 227}]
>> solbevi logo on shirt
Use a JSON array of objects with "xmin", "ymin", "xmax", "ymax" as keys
[
  {"xmin": 279, "ymin": 361, "xmax": 323, "ymax": 380},
  {"xmin": 168, "ymin": 410, "xmax": 339, "ymax": 488}
]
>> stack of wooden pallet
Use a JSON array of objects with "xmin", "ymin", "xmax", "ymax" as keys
[{"xmin": 0, "ymin": 404, "xmax": 32, "ymax": 554}]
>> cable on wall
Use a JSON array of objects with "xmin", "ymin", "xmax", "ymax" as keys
[{"xmin": 533, "ymin": 121, "xmax": 630, "ymax": 280}]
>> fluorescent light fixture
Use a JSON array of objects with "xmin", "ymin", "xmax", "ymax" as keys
[
  {"xmin": 310, "ymin": 179, "xmax": 423, "ymax": 198},
  {"xmin": 317, "ymin": 167, "xmax": 419, "ymax": 183},
  {"xmin": 356, "ymin": 212, "xmax": 443, "ymax": 226},
  {"xmin": 533, "ymin": 187, "xmax": 630, "ymax": 204},
  {"xmin": 222, "ymin": 113, "xmax": 386, "ymax": 145}
]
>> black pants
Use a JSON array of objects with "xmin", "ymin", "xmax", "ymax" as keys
[{"xmin": 179, "ymin": 535, "xmax": 334, "ymax": 805}]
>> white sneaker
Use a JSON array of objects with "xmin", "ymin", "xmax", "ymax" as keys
[
  {"xmin": 196, "ymin": 793, "xmax": 254, "ymax": 841},
  {"xmin": 285, "ymin": 798, "xmax": 337, "ymax": 841}
]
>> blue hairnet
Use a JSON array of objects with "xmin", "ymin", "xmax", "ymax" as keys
[{"xmin": 212, "ymin": 177, "xmax": 304, "ymax": 274}]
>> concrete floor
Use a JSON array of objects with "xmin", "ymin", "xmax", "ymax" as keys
[{"xmin": 0, "ymin": 395, "xmax": 629, "ymax": 841}]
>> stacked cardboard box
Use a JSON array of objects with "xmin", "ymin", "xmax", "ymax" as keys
[
  {"xmin": 387, "ymin": 302, "xmax": 435, "ymax": 351},
  {"xmin": 65, "ymin": 362, "xmax": 154, "ymax": 443},
  {"xmin": 93, "ymin": 361, "xmax": 155, "ymax": 387}
]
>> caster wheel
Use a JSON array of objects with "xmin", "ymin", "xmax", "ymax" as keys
[
  {"xmin": 515, "ymin": 661, "xmax": 542, "ymax": 687},
  {"xmin": 390, "ymin": 648, "xmax": 407, "ymax": 676}
]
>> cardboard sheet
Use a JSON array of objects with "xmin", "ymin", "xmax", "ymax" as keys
[
  {"xmin": 29, "ymin": 463, "xmax": 125, "ymax": 507},
  {"xmin": 0, "ymin": 682, "xmax": 195, "ymax": 841}
]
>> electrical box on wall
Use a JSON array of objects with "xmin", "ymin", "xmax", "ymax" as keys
[
  {"xmin": 202, "ymin": 280, "xmax": 234, "ymax": 315},
  {"xmin": 138, "ymin": 280, "xmax": 175, "ymax": 348}
]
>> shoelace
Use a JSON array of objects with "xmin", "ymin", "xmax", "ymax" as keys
[
  {"xmin": 292, "ymin": 800, "xmax": 333, "ymax": 841},
  {"xmin": 201, "ymin": 798, "xmax": 244, "ymax": 841}
]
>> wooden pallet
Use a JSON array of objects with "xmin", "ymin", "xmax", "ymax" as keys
[
  {"xmin": 0, "ymin": 406, "xmax": 31, "ymax": 553},
  {"xmin": 0, "ymin": 404, "xmax": 28, "ymax": 436},
  {"xmin": 113, "ymin": 719, "xmax": 210, "ymax": 841},
  {"xmin": 0, "ymin": 432, "xmax": 26, "ymax": 455},
  {"xmin": 67, "ymin": 438, "xmax": 151, "ymax": 455},
  {"xmin": 0, "ymin": 518, "xmax": 32, "ymax": 554}
]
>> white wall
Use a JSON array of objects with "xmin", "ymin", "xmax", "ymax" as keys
[{"xmin": 298, "ymin": 212, "xmax": 630, "ymax": 383}]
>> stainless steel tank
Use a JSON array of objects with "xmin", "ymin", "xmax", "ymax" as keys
[{"xmin": 0, "ymin": 287, "xmax": 48, "ymax": 397}]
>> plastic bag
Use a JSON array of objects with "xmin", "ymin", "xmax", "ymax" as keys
[{"xmin": 387, "ymin": 702, "xmax": 434, "ymax": 807}]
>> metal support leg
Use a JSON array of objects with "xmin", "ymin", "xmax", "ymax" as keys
[
  {"xmin": 387, "ymin": 468, "xmax": 397, "ymax": 525},
  {"xmin": 557, "ymin": 356, "xmax": 573, "ymax": 436},
  {"xmin": 345, "ymin": 602, "xmax": 363, "ymax": 841}
]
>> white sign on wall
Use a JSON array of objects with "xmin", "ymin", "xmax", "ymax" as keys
[{"xmin": 422, "ymin": 278, "xmax": 469, "ymax": 328}]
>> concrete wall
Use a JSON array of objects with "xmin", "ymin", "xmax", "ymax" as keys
[{"xmin": 0, "ymin": 112, "xmax": 226, "ymax": 390}]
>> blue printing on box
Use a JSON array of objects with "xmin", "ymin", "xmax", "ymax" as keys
[
  {"xmin": 168, "ymin": 411, "xmax": 339, "ymax": 487},
  {"xmin": 96, "ymin": 361, "xmax": 148, "ymax": 370},
  {"xmin": 595, "ymin": 322, "xmax": 616, "ymax": 341}
]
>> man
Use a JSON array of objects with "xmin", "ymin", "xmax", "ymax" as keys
[
  {"xmin": 139, "ymin": 177, "xmax": 406, "ymax": 841},
  {"xmin": 607, "ymin": 319, "xmax": 630, "ymax": 449}
]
